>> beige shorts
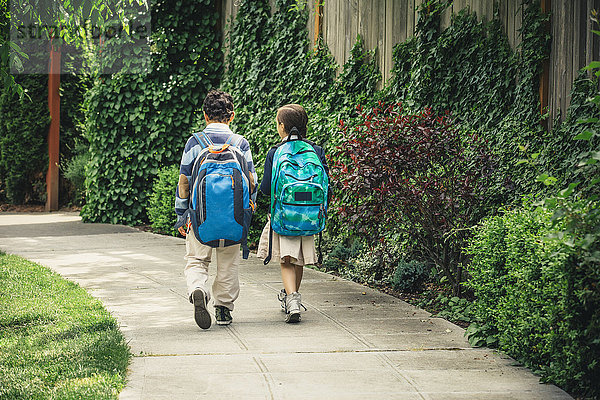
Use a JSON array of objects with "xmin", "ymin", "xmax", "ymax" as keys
[{"xmin": 256, "ymin": 218, "xmax": 317, "ymax": 267}]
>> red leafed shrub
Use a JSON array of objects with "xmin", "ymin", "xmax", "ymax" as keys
[{"xmin": 331, "ymin": 103, "xmax": 494, "ymax": 294}]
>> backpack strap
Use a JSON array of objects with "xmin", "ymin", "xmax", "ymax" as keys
[
  {"xmin": 192, "ymin": 131, "xmax": 213, "ymax": 149},
  {"xmin": 318, "ymin": 231, "xmax": 323, "ymax": 264},
  {"xmin": 225, "ymin": 133, "xmax": 244, "ymax": 148},
  {"xmin": 263, "ymin": 224, "xmax": 273, "ymax": 265}
]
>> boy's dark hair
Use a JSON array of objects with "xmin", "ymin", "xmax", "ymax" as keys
[
  {"xmin": 276, "ymin": 104, "xmax": 308, "ymax": 138},
  {"xmin": 202, "ymin": 90, "xmax": 234, "ymax": 123}
]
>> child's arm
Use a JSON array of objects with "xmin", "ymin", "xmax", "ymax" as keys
[
  {"xmin": 238, "ymin": 137, "xmax": 259, "ymax": 203},
  {"xmin": 259, "ymin": 148, "xmax": 276, "ymax": 196},
  {"xmin": 174, "ymin": 137, "xmax": 197, "ymax": 233},
  {"xmin": 319, "ymin": 148, "xmax": 329, "ymax": 177}
]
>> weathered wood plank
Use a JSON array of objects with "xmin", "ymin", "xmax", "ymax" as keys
[
  {"xmin": 407, "ymin": 0, "xmax": 415, "ymax": 38},
  {"xmin": 307, "ymin": 0, "xmax": 315, "ymax": 49},
  {"xmin": 572, "ymin": 0, "xmax": 579, "ymax": 79},
  {"xmin": 586, "ymin": 0, "xmax": 594, "ymax": 69},
  {"xmin": 441, "ymin": 0, "xmax": 452, "ymax": 29},
  {"xmin": 395, "ymin": 0, "xmax": 408, "ymax": 45},
  {"xmin": 515, "ymin": 0, "xmax": 522, "ymax": 48},
  {"xmin": 566, "ymin": 0, "xmax": 574, "ymax": 114},
  {"xmin": 559, "ymin": 0, "xmax": 568, "ymax": 119},
  {"xmin": 377, "ymin": 0, "xmax": 385, "ymax": 83},
  {"xmin": 384, "ymin": 0, "xmax": 393, "ymax": 83},
  {"xmin": 471, "ymin": 0, "xmax": 480, "ymax": 20},
  {"xmin": 548, "ymin": 0, "xmax": 556, "ymax": 128},
  {"xmin": 336, "ymin": 0, "xmax": 344, "ymax": 65},
  {"xmin": 345, "ymin": 0, "xmax": 357, "ymax": 64},
  {"xmin": 576, "ymin": 1, "xmax": 587, "ymax": 88},
  {"xmin": 507, "ymin": 0, "xmax": 515, "ymax": 48}
]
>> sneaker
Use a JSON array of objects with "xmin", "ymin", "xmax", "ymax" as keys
[
  {"xmin": 215, "ymin": 305, "xmax": 232, "ymax": 325},
  {"xmin": 192, "ymin": 289, "xmax": 211, "ymax": 330},
  {"xmin": 285, "ymin": 292, "xmax": 302, "ymax": 323},
  {"xmin": 277, "ymin": 289, "xmax": 287, "ymax": 313}
]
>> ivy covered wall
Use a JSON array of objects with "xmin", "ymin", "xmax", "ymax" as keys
[{"xmin": 81, "ymin": 0, "xmax": 223, "ymax": 224}]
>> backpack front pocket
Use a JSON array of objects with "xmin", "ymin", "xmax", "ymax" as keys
[
  {"xmin": 273, "ymin": 182, "xmax": 326, "ymax": 235},
  {"xmin": 198, "ymin": 170, "xmax": 243, "ymax": 243}
]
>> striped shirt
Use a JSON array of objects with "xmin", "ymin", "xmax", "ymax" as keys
[{"xmin": 175, "ymin": 123, "xmax": 258, "ymax": 220}]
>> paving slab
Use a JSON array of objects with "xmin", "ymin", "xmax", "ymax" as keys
[{"xmin": 0, "ymin": 212, "xmax": 573, "ymax": 399}]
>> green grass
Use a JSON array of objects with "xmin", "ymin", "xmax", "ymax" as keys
[{"xmin": 0, "ymin": 251, "xmax": 131, "ymax": 399}]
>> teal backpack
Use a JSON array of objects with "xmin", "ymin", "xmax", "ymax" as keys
[{"xmin": 264, "ymin": 135, "xmax": 328, "ymax": 264}]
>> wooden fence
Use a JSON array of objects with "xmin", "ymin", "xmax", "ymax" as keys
[{"xmin": 219, "ymin": 0, "xmax": 600, "ymax": 127}]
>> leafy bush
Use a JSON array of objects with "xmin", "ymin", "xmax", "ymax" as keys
[
  {"xmin": 63, "ymin": 146, "xmax": 90, "ymax": 206},
  {"xmin": 332, "ymin": 104, "xmax": 494, "ymax": 294},
  {"xmin": 322, "ymin": 238, "xmax": 363, "ymax": 273},
  {"xmin": 466, "ymin": 203, "xmax": 600, "ymax": 397},
  {"xmin": 0, "ymin": 75, "xmax": 50, "ymax": 204},
  {"xmin": 147, "ymin": 165, "xmax": 178, "ymax": 236},
  {"xmin": 81, "ymin": 0, "xmax": 222, "ymax": 225},
  {"xmin": 392, "ymin": 260, "xmax": 429, "ymax": 293}
]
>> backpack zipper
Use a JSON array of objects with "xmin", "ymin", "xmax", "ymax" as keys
[
  {"xmin": 284, "ymin": 173, "xmax": 318, "ymax": 181},
  {"xmin": 197, "ymin": 176, "xmax": 206, "ymax": 222},
  {"xmin": 282, "ymin": 202, "xmax": 323, "ymax": 207}
]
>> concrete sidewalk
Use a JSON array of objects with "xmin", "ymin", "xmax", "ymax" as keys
[{"xmin": 0, "ymin": 212, "xmax": 571, "ymax": 400}]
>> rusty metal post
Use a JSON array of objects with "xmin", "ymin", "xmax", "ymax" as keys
[
  {"xmin": 313, "ymin": 0, "xmax": 323, "ymax": 45},
  {"xmin": 46, "ymin": 37, "xmax": 60, "ymax": 211}
]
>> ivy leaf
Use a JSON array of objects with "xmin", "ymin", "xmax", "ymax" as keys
[
  {"xmin": 574, "ymin": 130, "xmax": 594, "ymax": 140},
  {"xmin": 576, "ymin": 117, "xmax": 599, "ymax": 124},
  {"xmin": 582, "ymin": 61, "xmax": 600, "ymax": 70},
  {"xmin": 559, "ymin": 182, "xmax": 579, "ymax": 198}
]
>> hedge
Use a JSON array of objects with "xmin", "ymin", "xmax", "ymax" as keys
[{"xmin": 466, "ymin": 202, "xmax": 600, "ymax": 397}]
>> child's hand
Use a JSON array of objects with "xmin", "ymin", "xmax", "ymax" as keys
[{"xmin": 178, "ymin": 226, "xmax": 187, "ymax": 237}]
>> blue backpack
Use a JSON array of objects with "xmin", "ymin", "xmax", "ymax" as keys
[{"xmin": 188, "ymin": 132, "xmax": 254, "ymax": 259}]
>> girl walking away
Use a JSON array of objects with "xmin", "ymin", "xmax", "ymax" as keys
[{"xmin": 257, "ymin": 104, "xmax": 329, "ymax": 323}]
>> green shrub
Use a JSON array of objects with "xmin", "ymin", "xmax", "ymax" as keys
[
  {"xmin": 147, "ymin": 165, "xmax": 178, "ymax": 236},
  {"xmin": 466, "ymin": 202, "xmax": 600, "ymax": 397},
  {"xmin": 63, "ymin": 141, "xmax": 90, "ymax": 206},
  {"xmin": 322, "ymin": 238, "xmax": 363, "ymax": 273},
  {"xmin": 392, "ymin": 260, "xmax": 429, "ymax": 293},
  {"xmin": 417, "ymin": 293, "xmax": 476, "ymax": 325},
  {"xmin": 0, "ymin": 74, "xmax": 50, "ymax": 204}
]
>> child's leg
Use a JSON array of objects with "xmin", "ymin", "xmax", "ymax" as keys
[
  {"xmin": 294, "ymin": 265, "xmax": 303, "ymax": 292},
  {"xmin": 212, "ymin": 244, "xmax": 240, "ymax": 311},
  {"xmin": 184, "ymin": 231, "xmax": 212, "ymax": 301},
  {"xmin": 280, "ymin": 256, "xmax": 297, "ymax": 294}
]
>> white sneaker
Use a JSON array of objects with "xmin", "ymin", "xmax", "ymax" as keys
[{"xmin": 285, "ymin": 292, "xmax": 302, "ymax": 323}]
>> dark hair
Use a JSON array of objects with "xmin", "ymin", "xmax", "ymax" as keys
[
  {"xmin": 202, "ymin": 90, "xmax": 234, "ymax": 123},
  {"xmin": 276, "ymin": 104, "xmax": 308, "ymax": 138}
]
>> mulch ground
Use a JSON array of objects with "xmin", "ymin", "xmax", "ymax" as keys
[{"xmin": 0, "ymin": 204, "xmax": 82, "ymax": 213}]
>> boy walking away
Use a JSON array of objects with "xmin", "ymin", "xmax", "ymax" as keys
[
  {"xmin": 175, "ymin": 90, "xmax": 257, "ymax": 329},
  {"xmin": 257, "ymin": 104, "xmax": 329, "ymax": 323}
]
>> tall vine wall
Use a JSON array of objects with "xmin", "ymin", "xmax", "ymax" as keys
[{"xmin": 81, "ymin": 0, "xmax": 223, "ymax": 224}]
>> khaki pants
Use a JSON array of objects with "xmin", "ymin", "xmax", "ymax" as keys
[{"xmin": 184, "ymin": 231, "xmax": 240, "ymax": 311}]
